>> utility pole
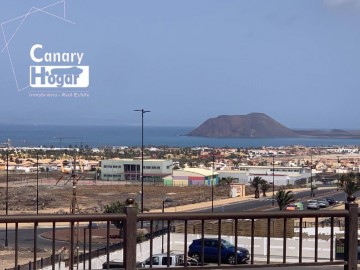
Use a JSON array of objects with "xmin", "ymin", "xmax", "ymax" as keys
[
  {"xmin": 310, "ymin": 155, "xmax": 314, "ymax": 197},
  {"xmin": 70, "ymin": 153, "xmax": 79, "ymax": 214},
  {"xmin": 212, "ymin": 150, "xmax": 215, "ymax": 212},
  {"xmin": 5, "ymin": 151, "xmax": 8, "ymax": 247},
  {"xmin": 272, "ymin": 155, "xmax": 275, "ymax": 206},
  {"xmin": 70, "ymin": 151, "xmax": 80, "ymax": 270}
]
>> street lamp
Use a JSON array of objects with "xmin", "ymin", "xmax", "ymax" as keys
[
  {"xmin": 36, "ymin": 152, "xmax": 39, "ymax": 214},
  {"xmin": 212, "ymin": 150, "xmax": 215, "ymax": 212},
  {"xmin": 5, "ymin": 151, "xmax": 8, "ymax": 247},
  {"xmin": 134, "ymin": 109, "xmax": 150, "ymax": 219},
  {"xmin": 161, "ymin": 197, "xmax": 173, "ymax": 253},
  {"xmin": 337, "ymin": 156, "xmax": 341, "ymax": 192},
  {"xmin": 272, "ymin": 155, "xmax": 275, "ymax": 206}
]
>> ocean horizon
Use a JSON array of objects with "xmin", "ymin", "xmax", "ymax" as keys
[{"xmin": 0, "ymin": 124, "xmax": 360, "ymax": 148}]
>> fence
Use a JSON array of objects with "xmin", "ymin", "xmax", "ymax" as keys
[
  {"xmin": 294, "ymin": 219, "xmax": 345, "ymax": 229},
  {"xmin": 1, "ymin": 197, "xmax": 359, "ymax": 270}
]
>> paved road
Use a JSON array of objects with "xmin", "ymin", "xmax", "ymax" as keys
[
  {"xmin": 0, "ymin": 225, "xmax": 110, "ymax": 251},
  {"xmin": 192, "ymin": 188, "xmax": 350, "ymax": 213}
]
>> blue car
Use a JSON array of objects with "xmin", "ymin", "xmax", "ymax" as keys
[{"xmin": 188, "ymin": 238, "xmax": 249, "ymax": 264}]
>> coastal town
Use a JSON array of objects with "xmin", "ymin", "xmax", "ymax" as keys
[
  {"xmin": 0, "ymin": 143, "xmax": 358, "ymax": 177},
  {"xmin": 0, "ymin": 143, "xmax": 359, "ymax": 269},
  {"xmin": 0, "ymin": 143, "xmax": 358, "ymax": 213},
  {"xmin": 1, "ymin": 143, "xmax": 359, "ymax": 182}
]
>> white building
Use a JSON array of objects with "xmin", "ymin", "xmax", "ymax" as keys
[
  {"xmin": 229, "ymin": 165, "xmax": 313, "ymax": 186},
  {"xmin": 238, "ymin": 165, "xmax": 304, "ymax": 177},
  {"xmin": 217, "ymin": 171, "xmax": 248, "ymax": 185},
  {"xmin": 100, "ymin": 158, "xmax": 172, "ymax": 183}
]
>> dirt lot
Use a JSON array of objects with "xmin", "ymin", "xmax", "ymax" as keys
[
  {"xmin": 0, "ymin": 179, "xmax": 232, "ymax": 214},
  {"xmin": 0, "ymin": 178, "xmax": 233, "ymax": 269}
]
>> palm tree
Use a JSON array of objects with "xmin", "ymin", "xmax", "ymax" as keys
[
  {"xmin": 340, "ymin": 172, "xmax": 360, "ymax": 201},
  {"xmin": 249, "ymin": 176, "xmax": 264, "ymax": 199},
  {"xmin": 260, "ymin": 181, "xmax": 271, "ymax": 197},
  {"xmin": 276, "ymin": 190, "xmax": 296, "ymax": 210},
  {"xmin": 344, "ymin": 181, "xmax": 360, "ymax": 196},
  {"xmin": 217, "ymin": 177, "xmax": 234, "ymax": 187},
  {"xmin": 104, "ymin": 201, "xmax": 140, "ymax": 238},
  {"xmin": 338, "ymin": 173, "xmax": 347, "ymax": 190}
]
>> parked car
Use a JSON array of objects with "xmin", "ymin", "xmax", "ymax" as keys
[
  {"xmin": 285, "ymin": 202, "xmax": 304, "ymax": 211},
  {"xmin": 140, "ymin": 252, "xmax": 198, "ymax": 268},
  {"xmin": 285, "ymin": 204, "xmax": 296, "ymax": 211},
  {"xmin": 317, "ymin": 199, "xmax": 329, "ymax": 208},
  {"xmin": 188, "ymin": 238, "xmax": 249, "ymax": 264},
  {"xmin": 307, "ymin": 199, "xmax": 319, "ymax": 210},
  {"xmin": 335, "ymin": 238, "xmax": 360, "ymax": 260},
  {"xmin": 326, "ymin": 197, "xmax": 337, "ymax": 205},
  {"xmin": 102, "ymin": 260, "xmax": 123, "ymax": 269},
  {"xmin": 102, "ymin": 253, "xmax": 197, "ymax": 269}
]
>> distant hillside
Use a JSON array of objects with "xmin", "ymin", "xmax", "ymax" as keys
[
  {"xmin": 188, "ymin": 113, "xmax": 298, "ymax": 138},
  {"xmin": 188, "ymin": 113, "xmax": 360, "ymax": 138},
  {"xmin": 294, "ymin": 128, "xmax": 360, "ymax": 138}
]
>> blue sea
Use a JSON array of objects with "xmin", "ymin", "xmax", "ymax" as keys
[{"xmin": 0, "ymin": 124, "xmax": 360, "ymax": 148}]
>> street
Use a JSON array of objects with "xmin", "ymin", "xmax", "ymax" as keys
[{"xmin": 193, "ymin": 188, "xmax": 358, "ymax": 213}]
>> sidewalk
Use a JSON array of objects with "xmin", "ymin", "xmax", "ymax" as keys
[
  {"xmin": 150, "ymin": 192, "xmax": 258, "ymax": 213},
  {"xmin": 150, "ymin": 186, "xmax": 332, "ymax": 213}
]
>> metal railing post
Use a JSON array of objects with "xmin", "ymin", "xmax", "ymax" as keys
[
  {"xmin": 344, "ymin": 195, "xmax": 358, "ymax": 270},
  {"xmin": 124, "ymin": 198, "xmax": 138, "ymax": 270}
]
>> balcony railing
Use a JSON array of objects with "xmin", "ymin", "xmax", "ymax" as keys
[{"xmin": 0, "ymin": 198, "xmax": 358, "ymax": 270}]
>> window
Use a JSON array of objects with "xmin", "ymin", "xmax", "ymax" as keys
[
  {"xmin": 152, "ymin": 257, "xmax": 159, "ymax": 265},
  {"xmin": 162, "ymin": 257, "xmax": 172, "ymax": 265},
  {"xmin": 125, "ymin": 164, "xmax": 138, "ymax": 172},
  {"xmin": 210, "ymin": 240, "xmax": 217, "ymax": 247},
  {"xmin": 145, "ymin": 257, "xmax": 159, "ymax": 266}
]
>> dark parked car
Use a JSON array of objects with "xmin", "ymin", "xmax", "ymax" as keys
[
  {"xmin": 335, "ymin": 238, "xmax": 360, "ymax": 260},
  {"xmin": 188, "ymin": 238, "xmax": 249, "ymax": 264},
  {"xmin": 326, "ymin": 197, "xmax": 337, "ymax": 205}
]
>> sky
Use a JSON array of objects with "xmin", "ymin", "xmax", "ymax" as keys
[{"xmin": 1, "ymin": 0, "xmax": 360, "ymax": 129}]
